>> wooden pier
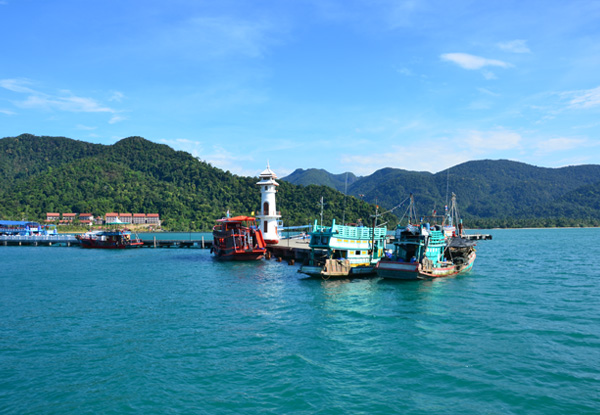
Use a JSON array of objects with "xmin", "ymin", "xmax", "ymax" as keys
[{"xmin": 268, "ymin": 238, "xmax": 314, "ymax": 261}]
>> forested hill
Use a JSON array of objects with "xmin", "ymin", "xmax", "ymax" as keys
[
  {"xmin": 282, "ymin": 160, "xmax": 600, "ymax": 227},
  {"xmin": 0, "ymin": 134, "xmax": 396, "ymax": 230},
  {"xmin": 283, "ymin": 169, "xmax": 360, "ymax": 192}
]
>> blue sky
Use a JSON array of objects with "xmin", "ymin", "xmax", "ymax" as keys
[{"xmin": 1, "ymin": 0, "xmax": 599, "ymax": 177}]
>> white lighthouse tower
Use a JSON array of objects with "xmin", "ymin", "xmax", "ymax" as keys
[{"xmin": 255, "ymin": 163, "xmax": 281, "ymax": 244}]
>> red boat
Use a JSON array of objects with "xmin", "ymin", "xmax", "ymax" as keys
[
  {"xmin": 211, "ymin": 216, "xmax": 267, "ymax": 260},
  {"xmin": 76, "ymin": 229, "xmax": 144, "ymax": 249}
]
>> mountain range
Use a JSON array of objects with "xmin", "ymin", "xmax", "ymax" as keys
[
  {"xmin": 282, "ymin": 162, "xmax": 600, "ymax": 227},
  {"xmin": 2, "ymin": 133, "xmax": 599, "ymax": 230},
  {"xmin": 0, "ymin": 134, "xmax": 394, "ymax": 230}
]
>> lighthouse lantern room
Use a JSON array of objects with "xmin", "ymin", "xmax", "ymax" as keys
[{"xmin": 255, "ymin": 163, "xmax": 281, "ymax": 244}]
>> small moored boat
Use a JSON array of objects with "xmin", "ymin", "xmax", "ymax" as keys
[{"xmin": 76, "ymin": 229, "xmax": 144, "ymax": 249}]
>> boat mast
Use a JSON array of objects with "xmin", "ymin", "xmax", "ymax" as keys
[
  {"xmin": 369, "ymin": 200, "xmax": 379, "ymax": 263},
  {"xmin": 342, "ymin": 172, "xmax": 348, "ymax": 225},
  {"xmin": 319, "ymin": 196, "xmax": 324, "ymax": 228}
]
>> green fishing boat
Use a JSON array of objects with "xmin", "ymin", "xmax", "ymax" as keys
[{"xmin": 298, "ymin": 218, "xmax": 387, "ymax": 278}]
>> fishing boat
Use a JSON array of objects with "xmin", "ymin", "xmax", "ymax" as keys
[
  {"xmin": 376, "ymin": 194, "xmax": 476, "ymax": 280},
  {"xmin": 211, "ymin": 216, "xmax": 267, "ymax": 260},
  {"xmin": 76, "ymin": 229, "xmax": 144, "ymax": 249},
  {"xmin": 298, "ymin": 218, "xmax": 388, "ymax": 278}
]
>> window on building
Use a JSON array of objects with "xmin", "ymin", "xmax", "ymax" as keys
[
  {"xmin": 263, "ymin": 202, "xmax": 269, "ymax": 215},
  {"xmin": 264, "ymin": 221, "xmax": 268, "ymax": 233}
]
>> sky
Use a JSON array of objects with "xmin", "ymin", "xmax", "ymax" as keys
[{"xmin": 1, "ymin": 0, "xmax": 600, "ymax": 178}]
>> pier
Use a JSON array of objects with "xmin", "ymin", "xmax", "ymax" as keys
[
  {"xmin": 0, "ymin": 233, "xmax": 491, "ymax": 250},
  {"xmin": 0, "ymin": 235, "xmax": 78, "ymax": 247},
  {"xmin": 464, "ymin": 233, "xmax": 492, "ymax": 240},
  {"xmin": 268, "ymin": 238, "xmax": 317, "ymax": 261}
]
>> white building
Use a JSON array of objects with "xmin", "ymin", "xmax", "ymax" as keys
[{"xmin": 255, "ymin": 163, "xmax": 281, "ymax": 244}]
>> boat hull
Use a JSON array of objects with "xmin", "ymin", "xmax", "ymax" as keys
[
  {"xmin": 299, "ymin": 260, "xmax": 377, "ymax": 278},
  {"xmin": 377, "ymin": 252, "xmax": 476, "ymax": 280},
  {"xmin": 212, "ymin": 248, "xmax": 265, "ymax": 261},
  {"xmin": 78, "ymin": 239, "xmax": 144, "ymax": 249}
]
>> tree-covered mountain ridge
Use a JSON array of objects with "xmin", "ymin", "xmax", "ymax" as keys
[
  {"xmin": 0, "ymin": 134, "xmax": 397, "ymax": 230},
  {"xmin": 282, "ymin": 161, "xmax": 600, "ymax": 227}
]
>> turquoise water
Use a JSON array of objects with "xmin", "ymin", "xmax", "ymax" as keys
[
  {"xmin": 138, "ymin": 232, "xmax": 211, "ymax": 241},
  {"xmin": 1, "ymin": 228, "xmax": 599, "ymax": 414}
]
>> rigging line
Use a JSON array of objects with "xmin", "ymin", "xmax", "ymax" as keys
[
  {"xmin": 445, "ymin": 168, "xmax": 450, "ymax": 208},
  {"xmin": 378, "ymin": 194, "xmax": 412, "ymax": 216}
]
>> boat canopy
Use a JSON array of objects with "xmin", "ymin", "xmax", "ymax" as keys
[
  {"xmin": 217, "ymin": 216, "xmax": 256, "ymax": 222},
  {"xmin": 0, "ymin": 220, "xmax": 41, "ymax": 227}
]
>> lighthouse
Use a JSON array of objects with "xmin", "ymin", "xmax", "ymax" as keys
[{"xmin": 255, "ymin": 163, "xmax": 281, "ymax": 244}]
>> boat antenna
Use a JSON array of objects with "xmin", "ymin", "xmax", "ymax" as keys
[
  {"xmin": 445, "ymin": 167, "xmax": 450, "ymax": 208},
  {"xmin": 342, "ymin": 172, "xmax": 348, "ymax": 225},
  {"xmin": 320, "ymin": 196, "xmax": 324, "ymax": 228},
  {"xmin": 369, "ymin": 199, "xmax": 380, "ymax": 264}
]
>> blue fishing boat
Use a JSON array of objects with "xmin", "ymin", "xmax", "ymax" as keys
[
  {"xmin": 299, "ymin": 218, "xmax": 387, "ymax": 278},
  {"xmin": 376, "ymin": 194, "xmax": 476, "ymax": 280}
]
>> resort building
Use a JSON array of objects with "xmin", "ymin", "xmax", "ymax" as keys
[
  {"xmin": 46, "ymin": 213, "xmax": 60, "ymax": 222},
  {"xmin": 119, "ymin": 213, "xmax": 133, "ymax": 224},
  {"xmin": 79, "ymin": 213, "xmax": 94, "ymax": 225},
  {"xmin": 105, "ymin": 213, "xmax": 119, "ymax": 223},
  {"xmin": 146, "ymin": 214, "xmax": 160, "ymax": 225},
  {"xmin": 61, "ymin": 213, "xmax": 76, "ymax": 224},
  {"xmin": 101, "ymin": 212, "xmax": 160, "ymax": 226}
]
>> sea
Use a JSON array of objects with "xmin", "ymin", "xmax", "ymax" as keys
[{"xmin": 1, "ymin": 228, "xmax": 599, "ymax": 414}]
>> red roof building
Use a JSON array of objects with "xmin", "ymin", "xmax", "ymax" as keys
[
  {"xmin": 119, "ymin": 213, "xmax": 133, "ymax": 223},
  {"xmin": 133, "ymin": 213, "xmax": 146, "ymax": 224},
  {"xmin": 146, "ymin": 213, "xmax": 160, "ymax": 224},
  {"xmin": 46, "ymin": 213, "xmax": 60, "ymax": 222},
  {"xmin": 105, "ymin": 213, "xmax": 119, "ymax": 223},
  {"xmin": 79, "ymin": 213, "xmax": 94, "ymax": 221},
  {"xmin": 62, "ymin": 213, "xmax": 76, "ymax": 221}
]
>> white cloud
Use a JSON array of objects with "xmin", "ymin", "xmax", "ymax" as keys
[
  {"xmin": 338, "ymin": 127, "xmax": 525, "ymax": 174},
  {"xmin": 158, "ymin": 16, "xmax": 280, "ymax": 59},
  {"xmin": 566, "ymin": 86, "xmax": 600, "ymax": 109},
  {"xmin": 76, "ymin": 124, "xmax": 97, "ymax": 131},
  {"xmin": 109, "ymin": 91, "xmax": 125, "ymax": 102},
  {"xmin": 0, "ymin": 108, "xmax": 16, "ymax": 115},
  {"xmin": 395, "ymin": 66, "xmax": 413, "ymax": 76},
  {"xmin": 463, "ymin": 128, "xmax": 522, "ymax": 150},
  {"xmin": 534, "ymin": 137, "xmax": 587, "ymax": 153},
  {"xmin": 0, "ymin": 78, "xmax": 123, "ymax": 124},
  {"xmin": 0, "ymin": 78, "xmax": 37, "ymax": 94},
  {"xmin": 482, "ymin": 70, "xmax": 497, "ymax": 80},
  {"xmin": 497, "ymin": 40, "xmax": 531, "ymax": 53},
  {"xmin": 440, "ymin": 53, "xmax": 512, "ymax": 70},
  {"xmin": 477, "ymin": 87, "xmax": 499, "ymax": 96},
  {"xmin": 108, "ymin": 114, "xmax": 127, "ymax": 124},
  {"xmin": 19, "ymin": 94, "xmax": 114, "ymax": 113}
]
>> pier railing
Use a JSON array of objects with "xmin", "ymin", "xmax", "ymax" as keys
[{"xmin": 0, "ymin": 234, "xmax": 78, "ymax": 242}]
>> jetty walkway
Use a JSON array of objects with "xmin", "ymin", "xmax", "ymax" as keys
[
  {"xmin": 1, "ymin": 233, "xmax": 491, "ymax": 251},
  {"xmin": 0, "ymin": 234, "xmax": 78, "ymax": 246}
]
